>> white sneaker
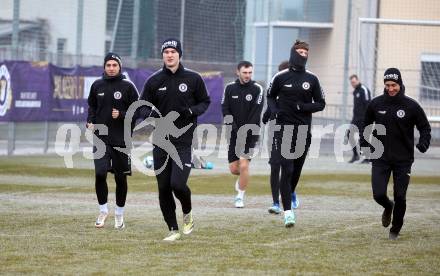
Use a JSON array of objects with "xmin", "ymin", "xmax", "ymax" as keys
[
  {"xmin": 115, "ymin": 214, "xmax": 125, "ymax": 229},
  {"xmin": 183, "ymin": 211, "xmax": 194, "ymax": 235},
  {"xmin": 95, "ymin": 212, "xmax": 108, "ymax": 228},
  {"xmin": 235, "ymin": 196, "xmax": 244, "ymax": 208},
  {"xmin": 163, "ymin": 230, "xmax": 181, "ymax": 241},
  {"xmin": 284, "ymin": 211, "xmax": 295, "ymax": 228}
]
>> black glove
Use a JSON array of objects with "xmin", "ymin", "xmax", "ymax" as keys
[
  {"xmin": 295, "ymin": 102, "xmax": 303, "ymax": 112},
  {"xmin": 262, "ymin": 110, "xmax": 271, "ymax": 124},
  {"xmin": 177, "ymin": 107, "xmax": 193, "ymax": 118},
  {"xmin": 276, "ymin": 111, "xmax": 287, "ymax": 122},
  {"xmin": 416, "ymin": 143, "xmax": 428, "ymax": 153}
]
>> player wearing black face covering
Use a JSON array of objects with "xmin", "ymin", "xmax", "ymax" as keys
[
  {"xmin": 265, "ymin": 60, "xmax": 300, "ymax": 215},
  {"xmin": 267, "ymin": 40, "xmax": 325, "ymax": 227},
  {"xmin": 361, "ymin": 68, "xmax": 431, "ymax": 240}
]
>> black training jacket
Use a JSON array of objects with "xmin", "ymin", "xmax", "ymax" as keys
[
  {"xmin": 362, "ymin": 87, "xmax": 431, "ymax": 163},
  {"xmin": 267, "ymin": 68, "xmax": 326, "ymax": 125},
  {"xmin": 352, "ymin": 83, "xmax": 371, "ymax": 123},
  {"xmin": 87, "ymin": 74, "xmax": 139, "ymax": 146},
  {"xmin": 221, "ymin": 79, "xmax": 264, "ymax": 128},
  {"xmin": 139, "ymin": 64, "xmax": 211, "ymax": 149}
]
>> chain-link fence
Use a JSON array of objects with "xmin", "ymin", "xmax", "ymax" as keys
[{"xmin": 1, "ymin": 0, "xmax": 439, "ymax": 155}]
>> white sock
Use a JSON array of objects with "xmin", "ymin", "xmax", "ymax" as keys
[
  {"xmin": 237, "ymin": 189, "xmax": 245, "ymax": 199},
  {"xmin": 115, "ymin": 206, "xmax": 124, "ymax": 216},
  {"xmin": 284, "ymin": 210, "xmax": 292, "ymax": 217},
  {"xmin": 99, "ymin": 203, "xmax": 108, "ymax": 214}
]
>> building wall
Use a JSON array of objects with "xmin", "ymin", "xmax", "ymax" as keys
[
  {"xmin": 376, "ymin": 0, "xmax": 440, "ymax": 102},
  {"xmin": 0, "ymin": 0, "xmax": 107, "ymax": 57},
  {"xmin": 244, "ymin": 0, "xmax": 378, "ymax": 107}
]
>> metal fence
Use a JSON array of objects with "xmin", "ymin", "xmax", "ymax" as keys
[{"xmin": 1, "ymin": 0, "xmax": 439, "ymax": 155}]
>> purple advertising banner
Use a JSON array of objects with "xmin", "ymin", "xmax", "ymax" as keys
[{"xmin": 0, "ymin": 61, "xmax": 223, "ymax": 124}]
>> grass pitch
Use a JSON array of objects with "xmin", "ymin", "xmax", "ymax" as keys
[{"xmin": 0, "ymin": 155, "xmax": 439, "ymax": 275}]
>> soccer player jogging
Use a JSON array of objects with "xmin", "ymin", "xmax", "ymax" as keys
[
  {"xmin": 361, "ymin": 68, "xmax": 431, "ymax": 240},
  {"xmin": 138, "ymin": 39, "xmax": 210, "ymax": 241},
  {"xmin": 87, "ymin": 53, "xmax": 139, "ymax": 229},
  {"xmin": 263, "ymin": 60, "xmax": 300, "ymax": 214},
  {"xmin": 267, "ymin": 40, "xmax": 326, "ymax": 227},
  {"xmin": 221, "ymin": 61, "xmax": 263, "ymax": 208},
  {"xmin": 347, "ymin": 74, "xmax": 371, "ymax": 163}
]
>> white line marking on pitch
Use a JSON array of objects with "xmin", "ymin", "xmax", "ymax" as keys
[{"xmin": 263, "ymin": 222, "xmax": 377, "ymax": 247}]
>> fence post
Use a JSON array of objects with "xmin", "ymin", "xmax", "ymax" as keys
[
  {"xmin": 43, "ymin": 121, "xmax": 49, "ymax": 153},
  {"xmin": 342, "ymin": 0, "xmax": 353, "ymax": 124},
  {"xmin": 7, "ymin": 122, "xmax": 15, "ymax": 155},
  {"xmin": 76, "ymin": 0, "xmax": 84, "ymax": 65}
]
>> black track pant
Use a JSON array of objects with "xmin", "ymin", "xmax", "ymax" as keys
[
  {"xmin": 270, "ymin": 164, "xmax": 281, "ymax": 204},
  {"xmin": 94, "ymin": 145, "xmax": 129, "ymax": 208},
  {"xmin": 372, "ymin": 160, "xmax": 411, "ymax": 234},
  {"xmin": 269, "ymin": 154, "xmax": 308, "ymax": 205},
  {"xmin": 270, "ymin": 125, "xmax": 311, "ymax": 211},
  {"xmin": 279, "ymin": 148, "xmax": 309, "ymax": 212},
  {"xmin": 348, "ymin": 120, "xmax": 365, "ymax": 157},
  {"xmin": 153, "ymin": 147, "xmax": 192, "ymax": 231},
  {"xmin": 95, "ymin": 173, "xmax": 128, "ymax": 207}
]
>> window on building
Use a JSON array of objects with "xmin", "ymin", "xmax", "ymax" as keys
[
  {"xmin": 105, "ymin": 40, "xmax": 111, "ymax": 54},
  {"xmin": 56, "ymin": 38, "xmax": 66, "ymax": 66},
  {"xmin": 420, "ymin": 54, "xmax": 440, "ymax": 103}
]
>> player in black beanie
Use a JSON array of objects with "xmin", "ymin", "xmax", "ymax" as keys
[
  {"xmin": 361, "ymin": 67, "xmax": 431, "ymax": 240},
  {"xmin": 104, "ymin": 52, "xmax": 122, "ymax": 71},
  {"xmin": 138, "ymin": 36, "xmax": 210, "ymax": 241},
  {"xmin": 383, "ymin": 67, "xmax": 403, "ymax": 87},
  {"xmin": 161, "ymin": 38, "xmax": 183, "ymax": 58},
  {"xmin": 87, "ymin": 52, "xmax": 139, "ymax": 229}
]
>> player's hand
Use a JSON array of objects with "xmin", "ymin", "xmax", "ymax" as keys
[
  {"xmin": 86, "ymin": 122, "xmax": 94, "ymax": 130},
  {"xmin": 416, "ymin": 143, "xmax": 428, "ymax": 153},
  {"xmin": 178, "ymin": 107, "xmax": 193, "ymax": 118},
  {"xmin": 276, "ymin": 111, "xmax": 286, "ymax": 121},
  {"xmin": 262, "ymin": 110, "xmax": 271, "ymax": 124},
  {"xmin": 112, "ymin": 108, "xmax": 120, "ymax": 119}
]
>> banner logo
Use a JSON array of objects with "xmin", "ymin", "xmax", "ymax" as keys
[{"xmin": 0, "ymin": 64, "xmax": 13, "ymax": 117}]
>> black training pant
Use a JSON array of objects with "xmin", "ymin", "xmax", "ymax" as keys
[
  {"xmin": 349, "ymin": 120, "xmax": 365, "ymax": 157},
  {"xmin": 269, "ymin": 153, "xmax": 308, "ymax": 205},
  {"xmin": 372, "ymin": 159, "xmax": 411, "ymax": 234},
  {"xmin": 153, "ymin": 147, "xmax": 192, "ymax": 231},
  {"xmin": 270, "ymin": 125, "xmax": 311, "ymax": 211},
  {"xmin": 94, "ymin": 145, "xmax": 130, "ymax": 208}
]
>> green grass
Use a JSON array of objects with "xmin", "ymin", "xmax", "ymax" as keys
[{"xmin": 1, "ymin": 155, "xmax": 439, "ymax": 275}]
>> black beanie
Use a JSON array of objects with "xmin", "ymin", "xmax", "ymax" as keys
[
  {"xmin": 383, "ymin": 67, "xmax": 403, "ymax": 87},
  {"xmin": 161, "ymin": 38, "xmax": 182, "ymax": 57},
  {"xmin": 104, "ymin": 52, "xmax": 122, "ymax": 69}
]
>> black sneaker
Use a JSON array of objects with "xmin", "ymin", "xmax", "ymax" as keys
[
  {"xmin": 382, "ymin": 202, "xmax": 394, "ymax": 227},
  {"xmin": 389, "ymin": 231, "xmax": 399, "ymax": 240},
  {"xmin": 348, "ymin": 155, "xmax": 360, "ymax": 163}
]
